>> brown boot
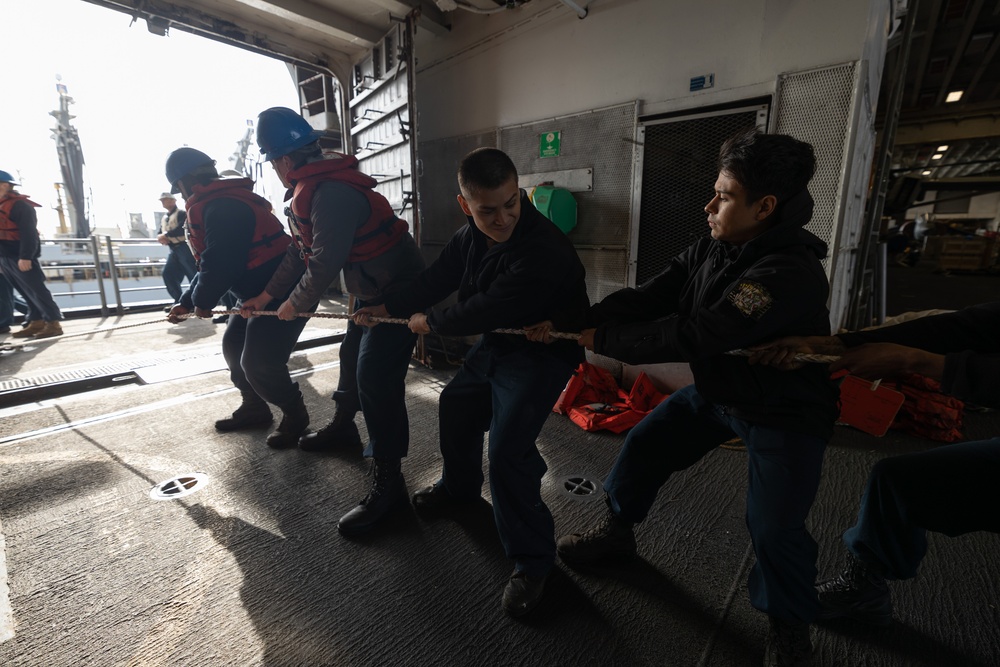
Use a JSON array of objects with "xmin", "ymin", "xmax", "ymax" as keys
[
  {"xmin": 11, "ymin": 320, "xmax": 44, "ymax": 338},
  {"xmin": 32, "ymin": 321, "xmax": 63, "ymax": 339}
]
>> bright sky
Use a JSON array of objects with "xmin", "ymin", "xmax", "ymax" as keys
[{"xmin": 5, "ymin": 0, "xmax": 300, "ymax": 237}]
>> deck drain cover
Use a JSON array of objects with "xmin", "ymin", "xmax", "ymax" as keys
[
  {"xmin": 150, "ymin": 473, "xmax": 209, "ymax": 501},
  {"xmin": 558, "ymin": 474, "xmax": 603, "ymax": 502}
]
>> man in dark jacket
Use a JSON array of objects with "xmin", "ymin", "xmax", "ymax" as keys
[
  {"xmin": 355, "ymin": 147, "xmax": 590, "ymax": 617},
  {"xmin": 557, "ymin": 129, "xmax": 838, "ymax": 667},
  {"xmin": 750, "ymin": 302, "xmax": 1000, "ymax": 627},
  {"xmin": 163, "ymin": 147, "xmax": 308, "ymax": 447}
]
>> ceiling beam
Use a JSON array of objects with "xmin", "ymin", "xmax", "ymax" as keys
[
  {"xmin": 80, "ymin": 0, "xmax": 354, "ymax": 77},
  {"xmin": 229, "ymin": 0, "xmax": 386, "ymax": 47},
  {"xmin": 895, "ymin": 115, "xmax": 1000, "ymax": 145},
  {"xmin": 908, "ymin": 0, "xmax": 943, "ymax": 108},
  {"xmin": 935, "ymin": 0, "xmax": 986, "ymax": 105},
  {"xmin": 964, "ymin": 26, "xmax": 1000, "ymax": 99}
]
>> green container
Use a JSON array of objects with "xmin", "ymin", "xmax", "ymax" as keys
[{"xmin": 532, "ymin": 185, "xmax": 577, "ymax": 234}]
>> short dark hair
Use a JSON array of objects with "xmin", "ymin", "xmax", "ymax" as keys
[
  {"xmin": 458, "ymin": 147, "xmax": 518, "ymax": 197},
  {"xmin": 717, "ymin": 129, "xmax": 816, "ymax": 205}
]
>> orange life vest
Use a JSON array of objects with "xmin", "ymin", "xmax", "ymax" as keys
[
  {"xmin": 185, "ymin": 178, "xmax": 290, "ymax": 269},
  {"xmin": 285, "ymin": 155, "xmax": 407, "ymax": 263},
  {"xmin": 0, "ymin": 194, "xmax": 41, "ymax": 242}
]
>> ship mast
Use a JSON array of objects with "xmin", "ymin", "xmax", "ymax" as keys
[{"xmin": 49, "ymin": 78, "xmax": 90, "ymax": 238}]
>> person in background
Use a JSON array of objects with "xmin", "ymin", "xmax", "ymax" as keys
[
  {"xmin": 556, "ymin": 129, "xmax": 838, "ymax": 667},
  {"xmin": 156, "ymin": 192, "xmax": 197, "ymax": 310},
  {"xmin": 354, "ymin": 147, "xmax": 590, "ymax": 617},
  {"xmin": 0, "ymin": 169, "xmax": 63, "ymax": 339},
  {"xmin": 163, "ymin": 147, "xmax": 309, "ymax": 448},
  {"xmin": 242, "ymin": 106, "xmax": 425, "ymax": 536},
  {"xmin": 749, "ymin": 302, "xmax": 1000, "ymax": 628}
]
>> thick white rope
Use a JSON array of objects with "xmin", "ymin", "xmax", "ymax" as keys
[{"xmin": 1, "ymin": 309, "xmax": 835, "ymax": 364}]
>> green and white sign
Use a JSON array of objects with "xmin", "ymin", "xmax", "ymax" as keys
[{"xmin": 540, "ymin": 131, "xmax": 561, "ymax": 158}]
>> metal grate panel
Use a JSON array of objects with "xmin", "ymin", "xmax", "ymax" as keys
[
  {"xmin": 774, "ymin": 62, "xmax": 859, "ymax": 272},
  {"xmin": 417, "ymin": 131, "xmax": 497, "ymax": 251},
  {"xmin": 498, "ymin": 103, "xmax": 636, "ymax": 248},
  {"xmin": 634, "ymin": 108, "xmax": 763, "ymax": 286}
]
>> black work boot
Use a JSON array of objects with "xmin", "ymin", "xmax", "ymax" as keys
[
  {"xmin": 298, "ymin": 406, "xmax": 361, "ymax": 452},
  {"xmin": 816, "ymin": 552, "xmax": 892, "ymax": 626},
  {"xmin": 338, "ymin": 458, "xmax": 407, "ymax": 536},
  {"xmin": 502, "ymin": 569, "xmax": 549, "ymax": 618},
  {"xmin": 215, "ymin": 392, "xmax": 274, "ymax": 432},
  {"xmin": 265, "ymin": 394, "xmax": 310, "ymax": 449},
  {"xmin": 556, "ymin": 498, "xmax": 637, "ymax": 564},
  {"xmin": 763, "ymin": 616, "xmax": 812, "ymax": 667}
]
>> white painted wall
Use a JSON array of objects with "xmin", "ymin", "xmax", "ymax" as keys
[{"xmin": 415, "ymin": 0, "xmax": 879, "ymax": 140}]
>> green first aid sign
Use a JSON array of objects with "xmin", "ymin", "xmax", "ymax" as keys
[{"xmin": 540, "ymin": 131, "xmax": 561, "ymax": 158}]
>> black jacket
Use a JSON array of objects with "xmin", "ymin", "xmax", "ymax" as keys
[
  {"xmin": 838, "ymin": 301, "xmax": 1000, "ymax": 408},
  {"xmin": 589, "ymin": 190, "xmax": 838, "ymax": 438},
  {"xmin": 384, "ymin": 191, "xmax": 589, "ymax": 366}
]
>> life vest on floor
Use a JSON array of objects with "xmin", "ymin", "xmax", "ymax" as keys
[
  {"xmin": 185, "ymin": 178, "xmax": 290, "ymax": 268},
  {"xmin": 0, "ymin": 194, "xmax": 41, "ymax": 242},
  {"xmin": 285, "ymin": 155, "xmax": 407, "ymax": 264}
]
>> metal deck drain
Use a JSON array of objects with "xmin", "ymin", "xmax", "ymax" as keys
[
  {"xmin": 558, "ymin": 474, "xmax": 603, "ymax": 502},
  {"xmin": 149, "ymin": 473, "xmax": 209, "ymax": 501}
]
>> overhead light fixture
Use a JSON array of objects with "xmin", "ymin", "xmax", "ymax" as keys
[
  {"xmin": 922, "ymin": 170, "xmax": 932, "ymax": 175},
  {"xmin": 946, "ymin": 90, "xmax": 963, "ymax": 102},
  {"xmin": 932, "ymin": 153, "xmax": 943, "ymax": 160},
  {"xmin": 937, "ymin": 145, "xmax": 949, "ymax": 151}
]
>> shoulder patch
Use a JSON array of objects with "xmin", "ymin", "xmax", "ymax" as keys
[{"xmin": 727, "ymin": 280, "xmax": 773, "ymax": 319}]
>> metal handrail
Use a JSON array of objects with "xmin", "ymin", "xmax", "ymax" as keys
[{"xmin": 37, "ymin": 235, "xmax": 189, "ymax": 316}]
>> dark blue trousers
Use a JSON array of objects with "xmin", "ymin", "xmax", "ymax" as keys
[
  {"xmin": 0, "ymin": 257, "xmax": 62, "ymax": 322},
  {"xmin": 604, "ymin": 384, "xmax": 827, "ymax": 622},
  {"xmin": 0, "ymin": 272, "xmax": 12, "ymax": 327},
  {"xmin": 437, "ymin": 339, "xmax": 576, "ymax": 578},
  {"xmin": 844, "ymin": 437, "xmax": 1000, "ymax": 580},
  {"xmin": 162, "ymin": 244, "xmax": 197, "ymax": 303},
  {"xmin": 354, "ymin": 313, "xmax": 417, "ymax": 461},
  {"xmin": 331, "ymin": 318, "xmax": 362, "ymax": 414},
  {"xmin": 222, "ymin": 296, "xmax": 310, "ymax": 407}
]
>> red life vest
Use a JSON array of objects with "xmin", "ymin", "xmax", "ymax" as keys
[
  {"xmin": 185, "ymin": 178, "xmax": 290, "ymax": 269},
  {"xmin": 286, "ymin": 155, "xmax": 407, "ymax": 263},
  {"xmin": 0, "ymin": 194, "xmax": 41, "ymax": 242}
]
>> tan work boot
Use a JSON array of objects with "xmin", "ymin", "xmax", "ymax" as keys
[
  {"xmin": 32, "ymin": 320, "xmax": 62, "ymax": 338},
  {"xmin": 32, "ymin": 321, "xmax": 63, "ymax": 339},
  {"xmin": 11, "ymin": 320, "xmax": 44, "ymax": 338}
]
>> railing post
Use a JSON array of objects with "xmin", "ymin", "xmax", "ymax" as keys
[
  {"xmin": 103, "ymin": 236, "xmax": 124, "ymax": 316},
  {"xmin": 90, "ymin": 235, "xmax": 109, "ymax": 317}
]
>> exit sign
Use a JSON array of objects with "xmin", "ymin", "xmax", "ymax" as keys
[{"xmin": 540, "ymin": 131, "xmax": 561, "ymax": 158}]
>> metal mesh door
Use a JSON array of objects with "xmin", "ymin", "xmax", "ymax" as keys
[
  {"xmin": 773, "ymin": 62, "xmax": 862, "ymax": 328},
  {"xmin": 633, "ymin": 107, "xmax": 766, "ymax": 287}
]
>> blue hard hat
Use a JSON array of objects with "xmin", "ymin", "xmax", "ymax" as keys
[
  {"xmin": 0, "ymin": 170, "xmax": 19, "ymax": 186},
  {"xmin": 165, "ymin": 147, "xmax": 215, "ymax": 193},
  {"xmin": 256, "ymin": 107, "xmax": 323, "ymax": 161}
]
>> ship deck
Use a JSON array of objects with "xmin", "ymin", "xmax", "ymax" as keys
[{"xmin": 1, "ymin": 270, "xmax": 999, "ymax": 667}]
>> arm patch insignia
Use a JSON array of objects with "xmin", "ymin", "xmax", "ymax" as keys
[{"xmin": 727, "ymin": 280, "xmax": 773, "ymax": 319}]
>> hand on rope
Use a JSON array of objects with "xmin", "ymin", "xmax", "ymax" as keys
[{"xmin": 741, "ymin": 334, "xmax": 847, "ymax": 369}]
